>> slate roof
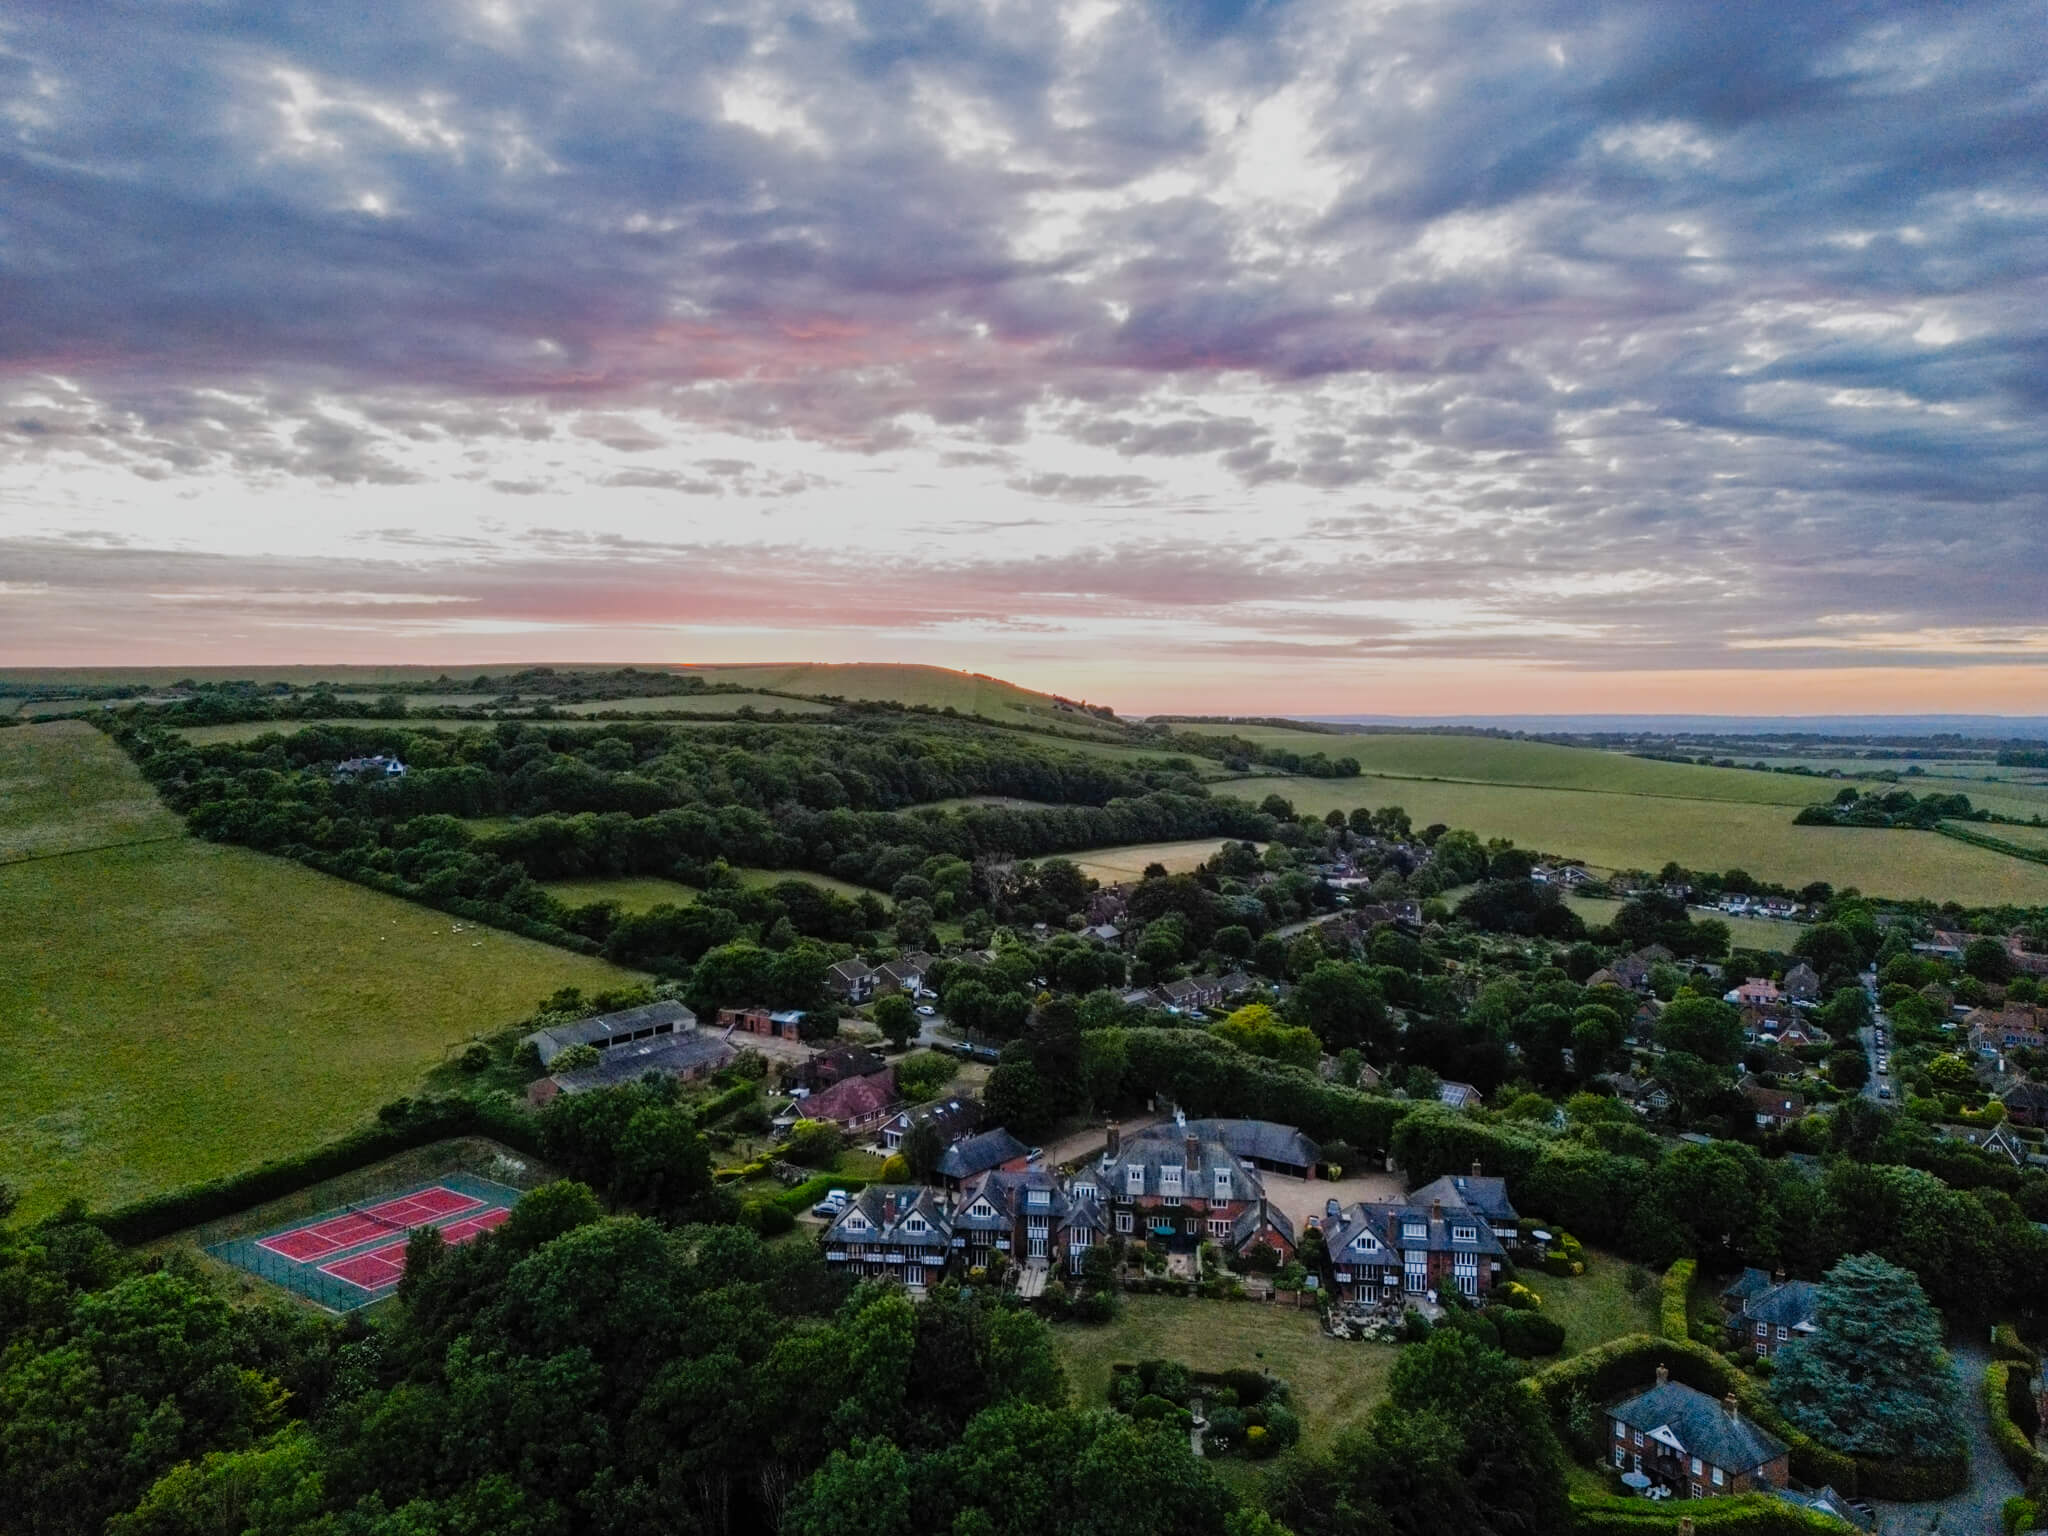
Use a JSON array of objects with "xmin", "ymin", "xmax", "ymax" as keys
[
  {"xmin": 543, "ymin": 1030, "xmax": 733, "ymax": 1094},
  {"xmin": 1231, "ymin": 1201, "xmax": 1296, "ymax": 1249},
  {"xmin": 2004, "ymin": 1082, "xmax": 2048, "ymax": 1111},
  {"xmin": 1326, "ymin": 1179, "xmax": 1510, "ymax": 1263},
  {"xmin": 526, "ymin": 1000, "xmax": 697, "ymax": 1065},
  {"xmin": 1742, "ymin": 1279, "xmax": 1819, "ymax": 1331},
  {"xmin": 1609, "ymin": 1380, "xmax": 1787, "ymax": 1475},
  {"xmin": 825, "ymin": 1184, "xmax": 951, "ymax": 1247},
  {"xmin": 1184, "ymin": 1118, "xmax": 1322, "ymax": 1171},
  {"xmin": 1096, "ymin": 1118, "xmax": 1263, "ymax": 1201},
  {"xmin": 955, "ymin": 1167, "xmax": 1100, "ymax": 1234},
  {"xmin": 1720, "ymin": 1267, "xmax": 1775, "ymax": 1304},
  {"xmin": 1408, "ymin": 1172, "xmax": 1519, "ymax": 1228},
  {"xmin": 883, "ymin": 1096, "xmax": 981, "ymax": 1141},
  {"xmin": 797, "ymin": 1044, "xmax": 887, "ymax": 1089},
  {"xmin": 935, "ymin": 1127, "xmax": 1030, "ymax": 1181}
]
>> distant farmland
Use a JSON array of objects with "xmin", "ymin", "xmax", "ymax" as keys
[{"xmin": 0, "ymin": 723, "xmax": 639, "ymax": 1219}]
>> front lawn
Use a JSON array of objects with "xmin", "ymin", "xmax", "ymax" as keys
[
  {"xmin": 1052, "ymin": 1295, "xmax": 1393, "ymax": 1448},
  {"xmin": 1523, "ymin": 1249, "xmax": 1658, "ymax": 1357}
]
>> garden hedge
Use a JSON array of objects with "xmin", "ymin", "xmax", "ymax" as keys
[
  {"xmin": 91, "ymin": 1096, "xmax": 542, "ymax": 1245},
  {"xmin": 1986, "ymin": 1360, "xmax": 2047, "ymax": 1488},
  {"xmin": 773, "ymin": 1173, "xmax": 872, "ymax": 1213},
  {"xmin": 1994, "ymin": 1324, "xmax": 2041, "ymax": 1370},
  {"xmin": 1528, "ymin": 1334, "xmax": 1966, "ymax": 1501},
  {"xmin": 1660, "ymin": 1259, "xmax": 1696, "ymax": 1341},
  {"xmin": 1570, "ymin": 1493, "xmax": 1853, "ymax": 1534}
]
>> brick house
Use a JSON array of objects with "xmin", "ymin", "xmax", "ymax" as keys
[
  {"xmin": 1609, "ymin": 1370, "xmax": 1789, "ymax": 1497},
  {"xmin": 879, "ymin": 1095, "xmax": 980, "ymax": 1153},
  {"xmin": 953, "ymin": 1167, "xmax": 1105, "ymax": 1273},
  {"xmin": 1730, "ymin": 978, "xmax": 1783, "ymax": 1009},
  {"xmin": 821, "ymin": 1185, "xmax": 952, "ymax": 1290},
  {"xmin": 1093, "ymin": 1112, "xmax": 1291, "ymax": 1261},
  {"xmin": 827, "ymin": 960, "xmax": 877, "ymax": 1004},
  {"xmin": 1971, "ymin": 1005, "xmax": 2046, "ymax": 1053},
  {"xmin": 1323, "ymin": 1169, "xmax": 1514, "ymax": 1304},
  {"xmin": 1720, "ymin": 1269, "xmax": 1818, "ymax": 1357},
  {"xmin": 790, "ymin": 1067, "xmax": 898, "ymax": 1132},
  {"xmin": 719, "ymin": 1005, "xmax": 803, "ymax": 1041},
  {"xmin": 794, "ymin": 1044, "xmax": 887, "ymax": 1091}
]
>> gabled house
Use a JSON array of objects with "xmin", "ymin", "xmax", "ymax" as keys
[
  {"xmin": 821, "ymin": 1185, "xmax": 951, "ymax": 1290},
  {"xmin": 934, "ymin": 1127, "xmax": 1032, "ymax": 1188},
  {"xmin": 875, "ymin": 958, "xmax": 927, "ymax": 996},
  {"xmin": 1782, "ymin": 963, "xmax": 1821, "ymax": 1003},
  {"xmin": 1729, "ymin": 978, "xmax": 1783, "ymax": 1009},
  {"xmin": 1411, "ymin": 1166, "xmax": 1520, "ymax": 1244},
  {"xmin": 795, "ymin": 1044, "xmax": 887, "ymax": 1091},
  {"xmin": 1727, "ymin": 1273, "xmax": 1818, "ymax": 1358},
  {"xmin": 1093, "ymin": 1112, "xmax": 1285, "ymax": 1261},
  {"xmin": 827, "ymin": 959, "xmax": 878, "ymax": 1004},
  {"xmin": 1324, "ymin": 1177, "xmax": 1509, "ymax": 1303},
  {"xmin": 1970, "ymin": 1005, "xmax": 2046, "ymax": 1053},
  {"xmin": 1156, "ymin": 975, "xmax": 1222, "ymax": 1012},
  {"xmin": 879, "ymin": 1095, "xmax": 980, "ymax": 1153},
  {"xmin": 953, "ymin": 1167, "xmax": 1104, "ymax": 1273},
  {"xmin": 1217, "ymin": 971, "xmax": 1259, "ymax": 1001},
  {"xmin": 1437, "ymin": 1080, "xmax": 1482, "ymax": 1111},
  {"xmin": 1609, "ymin": 1369, "xmax": 1789, "ymax": 1498}
]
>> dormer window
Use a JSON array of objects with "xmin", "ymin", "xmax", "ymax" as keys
[
  {"xmin": 1072, "ymin": 1183, "xmax": 1096, "ymax": 1201},
  {"xmin": 844, "ymin": 1213, "xmax": 868, "ymax": 1232},
  {"xmin": 970, "ymin": 1202, "xmax": 994, "ymax": 1219},
  {"xmin": 1213, "ymin": 1167, "xmax": 1232, "ymax": 1200},
  {"xmin": 1125, "ymin": 1165, "xmax": 1145, "ymax": 1197},
  {"xmin": 1160, "ymin": 1164, "xmax": 1183, "ymax": 1196},
  {"xmin": 905, "ymin": 1216, "xmax": 927, "ymax": 1234},
  {"xmin": 1027, "ymin": 1190, "xmax": 1050, "ymax": 1209},
  {"xmin": 1403, "ymin": 1221, "xmax": 1426, "ymax": 1240},
  {"xmin": 1452, "ymin": 1225, "xmax": 1477, "ymax": 1244}
]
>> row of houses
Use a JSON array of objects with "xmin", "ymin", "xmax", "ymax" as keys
[
  {"xmin": 822, "ymin": 1114, "xmax": 1310, "ymax": 1283},
  {"xmin": 1320, "ymin": 1168, "xmax": 1519, "ymax": 1303}
]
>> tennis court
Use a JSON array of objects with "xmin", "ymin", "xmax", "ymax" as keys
[{"xmin": 208, "ymin": 1172, "xmax": 522, "ymax": 1311}]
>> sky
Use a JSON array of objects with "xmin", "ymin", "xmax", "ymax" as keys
[{"xmin": 2, "ymin": 0, "xmax": 2045, "ymax": 715}]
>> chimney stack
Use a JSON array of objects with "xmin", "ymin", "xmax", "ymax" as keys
[
  {"xmin": 1186, "ymin": 1130, "xmax": 1202, "ymax": 1170},
  {"xmin": 1772, "ymin": 1268, "xmax": 1786, "ymax": 1285},
  {"xmin": 1106, "ymin": 1120, "xmax": 1121, "ymax": 1156},
  {"xmin": 1723, "ymin": 1392, "xmax": 1739, "ymax": 1419},
  {"xmin": 1655, "ymin": 1364, "xmax": 1669, "ymax": 1386},
  {"xmin": 1471, "ymin": 1161, "xmax": 1483, "ymax": 1179},
  {"xmin": 1430, "ymin": 1201, "xmax": 1443, "ymax": 1223}
]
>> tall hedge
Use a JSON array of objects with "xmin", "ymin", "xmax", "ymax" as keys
[
  {"xmin": 1117, "ymin": 1029, "xmax": 1411, "ymax": 1152},
  {"xmin": 1570, "ymin": 1493, "xmax": 1854, "ymax": 1534},
  {"xmin": 91, "ymin": 1097, "xmax": 541, "ymax": 1245},
  {"xmin": 1527, "ymin": 1334, "xmax": 1966, "ymax": 1501},
  {"xmin": 1660, "ymin": 1260, "xmax": 1696, "ymax": 1342},
  {"xmin": 1986, "ymin": 1360, "xmax": 2047, "ymax": 1488}
]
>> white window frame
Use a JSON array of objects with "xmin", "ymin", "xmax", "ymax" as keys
[
  {"xmin": 1452, "ymin": 1225, "xmax": 1478, "ymax": 1244},
  {"xmin": 1115, "ymin": 1212, "xmax": 1133, "ymax": 1233},
  {"xmin": 1125, "ymin": 1165, "xmax": 1145, "ymax": 1197},
  {"xmin": 1711, "ymin": 1467, "xmax": 1724, "ymax": 1488},
  {"xmin": 1213, "ymin": 1168, "xmax": 1232, "ymax": 1200}
]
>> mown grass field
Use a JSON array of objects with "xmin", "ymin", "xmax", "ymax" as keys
[
  {"xmin": 1052, "ymin": 1296, "xmax": 1391, "ymax": 1448},
  {"xmin": 1, "ymin": 720, "xmax": 183, "ymax": 860},
  {"xmin": 539, "ymin": 867, "xmax": 884, "ymax": 912},
  {"xmin": 1065, "ymin": 839, "xmax": 1253, "ymax": 884},
  {"xmin": 0, "ymin": 727, "xmax": 640, "ymax": 1219},
  {"xmin": 1531, "ymin": 1250, "xmax": 1658, "ymax": 1357},
  {"xmin": 1960, "ymin": 820, "xmax": 2048, "ymax": 850},
  {"xmin": 1217, "ymin": 773, "xmax": 2048, "ymax": 905},
  {"xmin": 172, "ymin": 718, "xmax": 538, "ymax": 745}
]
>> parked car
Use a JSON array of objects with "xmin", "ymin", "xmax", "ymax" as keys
[
  {"xmin": 1877, "ymin": 1085, "xmax": 1893, "ymax": 1099},
  {"xmin": 811, "ymin": 1189, "xmax": 851, "ymax": 1218},
  {"xmin": 916, "ymin": 1004, "xmax": 936, "ymax": 1016}
]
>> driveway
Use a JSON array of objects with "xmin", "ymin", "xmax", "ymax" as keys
[
  {"xmin": 1871, "ymin": 1341, "xmax": 2022, "ymax": 1536},
  {"xmin": 1261, "ymin": 1169, "xmax": 1405, "ymax": 1233},
  {"xmin": 1040, "ymin": 1114, "xmax": 1163, "ymax": 1172}
]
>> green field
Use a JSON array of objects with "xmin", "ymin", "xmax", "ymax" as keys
[
  {"xmin": 1181, "ymin": 726, "xmax": 1851, "ymax": 806},
  {"xmin": 1065, "ymin": 839, "xmax": 1252, "ymax": 884},
  {"xmin": 171, "ymin": 718, "xmax": 532, "ymax": 745},
  {"xmin": 561, "ymin": 692, "xmax": 833, "ymax": 715},
  {"xmin": 0, "ymin": 726, "xmax": 639, "ymax": 1219},
  {"xmin": 1, "ymin": 721, "xmax": 183, "ymax": 860},
  {"xmin": 1218, "ymin": 774, "xmax": 2048, "ymax": 906},
  {"xmin": 1052, "ymin": 1296, "xmax": 1390, "ymax": 1448},
  {"xmin": 539, "ymin": 866, "xmax": 883, "ymax": 912},
  {"xmin": 1563, "ymin": 895, "xmax": 1807, "ymax": 952},
  {"xmin": 1960, "ymin": 820, "xmax": 2048, "ymax": 850},
  {"xmin": 677, "ymin": 663, "xmax": 1114, "ymax": 729}
]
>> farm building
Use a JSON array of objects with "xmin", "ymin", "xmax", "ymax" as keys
[
  {"xmin": 526, "ymin": 1000, "xmax": 697, "ymax": 1067},
  {"xmin": 528, "ymin": 1030, "xmax": 735, "ymax": 1106}
]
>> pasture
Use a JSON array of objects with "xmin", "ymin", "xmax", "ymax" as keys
[
  {"xmin": 1062, "ymin": 839, "xmax": 1252, "ymax": 884},
  {"xmin": 0, "ymin": 727, "xmax": 639, "ymax": 1219},
  {"xmin": 540, "ymin": 867, "xmax": 884, "ymax": 912},
  {"xmin": 1, "ymin": 720, "xmax": 182, "ymax": 860},
  {"xmin": 1218, "ymin": 774, "xmax": 2048, "ymax": 906}
]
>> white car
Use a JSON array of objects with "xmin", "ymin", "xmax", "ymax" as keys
[{"xmin": 916, "ymin": 1005, "xmax": 935, "ymax": 1016}]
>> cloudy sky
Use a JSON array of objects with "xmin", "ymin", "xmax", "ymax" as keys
[{"xmin": 3, "ymin": 0, "xmax": 2044, "ymax": 713}]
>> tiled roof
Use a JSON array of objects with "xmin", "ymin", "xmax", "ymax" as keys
[
  {"xmin": 827, "ymin": 1184, "xmax": 950, "ymax": 1246},
  {"xmin": 545, "ymin": 1030, "xmax": 732, "ymax": 1092},
  {"xmin": 1408, "ymin": 1172, "xmax": 1518, "ymax": 1226},
  {"xmin": 935, "ymin": 1127, "xmax": 1029, "ymax": 1180},
  {"xmin": 1610, "ymin": 1380, "xmax": 1787, "ymax": 1474},
  {"xmin": 1742, "ymin": 1280, "xmax": 1818, "ymax": 1330},
  {"xmin": 799, "ymin": 1068, "xmax": 897, "ymax": 1124},
  {"xmin": 1719, "ymin": 1267, "xmax": 1774, "ymax": 1304},
  {"xmin": 1184, "ymin": 1118, "xmax": 1321, "ymax": 1169}
]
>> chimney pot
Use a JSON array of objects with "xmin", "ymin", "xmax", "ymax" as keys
[
  {"xmin": 1471, "ymin": 1160, "xmax": 1483, "ymax": 1178},
  {"xmin": 1772, "ymin": 1268, "xmax": 1786, "ymax": 1285},
  {"xmin": 1655, "ymin": 1364, "xmax": 1669, "ymax": 1386},
  {"xmin": 1186, "ymin": 1132, "xmax": 1201, "ymax": 1170},
  {"xmin": 1106, "ymin": 1120, "xmax": 1120, "ymax": 1156},
  {"xmin": 1723, "ymin": 1392, "xmax": 1739, "ymax": 1418}
]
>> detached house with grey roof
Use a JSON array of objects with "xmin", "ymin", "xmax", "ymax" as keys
[
  {"xmin": 1720, "ymin": 1269, "xmax": 1818, "ymax": 1358},
  {"xmin": 1609, "ymin": 1369, "xmax": 1789, "ymax": 1498},
  {"xmin": 933, "ymin": 1127, "xmax": 1032, "ymax": 1188}
]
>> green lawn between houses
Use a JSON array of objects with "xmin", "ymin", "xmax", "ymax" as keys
[
  {"xmin": 1050, "ymin": 1250, "xmax": 1655, "ymax": 1452},
  {"xmin": 0, "ymin": 724, "xmax": 642, "ymax": 1220}
]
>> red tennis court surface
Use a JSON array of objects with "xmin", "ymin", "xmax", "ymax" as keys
[
  {"xmin": 256, "ymin": 1185, "xmax": 482, "ymax": 1263},
  {"xmin": 319, "ymin": 1206, "xmax": 511, "ymax": 1293}
]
